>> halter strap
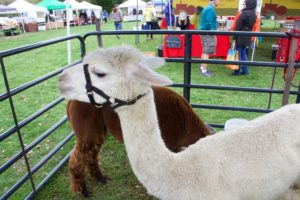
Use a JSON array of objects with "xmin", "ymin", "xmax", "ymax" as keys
[{"xmin": 83, "ymin": 64, "xmax": 148, "ymax": 110}]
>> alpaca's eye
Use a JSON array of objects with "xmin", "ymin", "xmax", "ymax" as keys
[{"xmin": 94, "ymin": 72, "xmax": 106, "ymax": 78}]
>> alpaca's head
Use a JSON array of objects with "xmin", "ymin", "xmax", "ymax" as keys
[{"xmin": 59, "ymin": 46, "xmax": 172, "ymax": 106}]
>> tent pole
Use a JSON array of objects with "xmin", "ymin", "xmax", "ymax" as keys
[
  {"xmin": 251, "ymin": 38, "xmax": 256, "ymax": 61},
  {"xmin": 135, "ymin": 0, "xmax": 139, "ymax": 45},
  {"xmin": 66, "ymin": 0, "xmax": 72, "ymax": 64},
  {"xmin": 47, "ymin": 14, "xmax": 52, "ymax": 30},
  {"xmin": 168, "ymin": 0, "xmax": 171, "ymax": 29},
  {"xmin": 21, "ymin": 13, "xmax": 26, "ymax": 33},
  {"xmin": 54, "ymin": 10, "xmax": 58, "ymax": 29},
  {"xmin": 160, "ymin": 0, "xmax": 163, "ymax": 43},
  {"xmin": 90, "ymin": 9, "xmax": 92, "ymax": 24}
]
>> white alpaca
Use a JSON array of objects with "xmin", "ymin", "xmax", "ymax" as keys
[{"xmin": 59, "ymin": 46, "xmax": 300, "ymax": 200}]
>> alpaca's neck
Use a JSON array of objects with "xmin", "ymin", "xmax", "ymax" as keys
[{"xmin": 116, "ymin": 90, "xmax": 174, "ymax": 188}]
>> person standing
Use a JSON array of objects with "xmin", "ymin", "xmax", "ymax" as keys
[
  {"xmin": 102, "ymin": 10, "xmax": 108, "ymax": 23},
  {"xmin": 176, "ymin": 11, "xmax": 191, "ymax": 30},
  {"xmin": 112, "ymin": 4, "xmax": 123, "ymax": 38},
  {"xmin": 143, "ymin": 2, "xmax": 156, "ymax": 40},
  {"xmin": 191, "ymin": 6, "xmax": 203, "ymax": 30},
  {"xmin": 231, "ymin": 0, "xmax": 258, "ymax": 75},
  {"xmin": 199, "ymin": 0, "xmax": 220, "ymax": 77}
]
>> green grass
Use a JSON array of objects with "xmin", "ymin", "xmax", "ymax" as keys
[{"xmin": 0, "ymin": 19, "xmax": 299, "ymax": 199}]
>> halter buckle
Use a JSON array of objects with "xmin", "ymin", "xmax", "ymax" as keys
[{"xmin": 95, "ymin": 104, "xmax": 103, "ymax": 108}]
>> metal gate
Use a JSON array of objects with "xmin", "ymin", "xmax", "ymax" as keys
[{"xmin": 0, "ymin": 28, "xmax": 299, "ymax": 199}]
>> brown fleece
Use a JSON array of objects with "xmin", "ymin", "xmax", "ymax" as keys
[{"xmin": 67, "ymin": 86, "xmax": 211, "ymax": 196}]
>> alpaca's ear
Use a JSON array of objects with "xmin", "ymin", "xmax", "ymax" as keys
[
  {"xmin": 144, "ymin": 57, "xmax": 165, "ymax": 69},
  {"xmin": 135, "ymin": 66, "xmax": 172, "ymax": 86}
]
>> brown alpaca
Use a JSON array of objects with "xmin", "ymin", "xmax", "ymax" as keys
[{"xmin": 67, "ymin": 86, "xmax": 211, "ymax": 197}]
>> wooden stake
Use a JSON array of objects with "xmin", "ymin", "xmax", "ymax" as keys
[{"xmin": 282, "ymin": 20, "xmax": 300, "ymax": 105}]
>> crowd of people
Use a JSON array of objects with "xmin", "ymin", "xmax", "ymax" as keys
[
  {"xmin": 84, "ymin": 0, "xmax": 260, "ymax": 77},
  {"xmin": 139, "ymin": 0, "xmax": 260, "ymax": 77}
]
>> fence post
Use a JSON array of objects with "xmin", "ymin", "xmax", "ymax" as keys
[
  {"xmin": 183, "ymin": 33, "xmax": 192, "ymax": 102},
  {"xmin": 282, "ymin": 20, "xmax": 300, "ymax": 105},
  {"xmin": 95, "ymin": 19, "xmax": 103, "ymax": 48}
]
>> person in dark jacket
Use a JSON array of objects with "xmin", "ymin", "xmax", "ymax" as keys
[
  {"xmin": 232, "ymin": 0, "xmax": 257, "ymax": 75},
  {"xmin": 176, "ymin": 11, "xmax": 191, "ymax": 30}
]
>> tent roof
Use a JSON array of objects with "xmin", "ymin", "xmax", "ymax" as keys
[
  {"xmin": 63, "ymin": 0, "xmax": 86, "ymax": 10},
  {"xmin": 37, "ymin": 0, "xmax": 68, "ymax": 11},
  {"xmin": 152, "ymin": 0, "xmax": 165, "ymax": 6},
  {"xmin": 0, "ymin": 4, "xmax": 18, "ymax": 13},
  {"xmin": 119, "ymin": 0, "xmax": 146, "ymax": 8},
  {"xmin": 80, "ymin": 1, "xmax": 102, "ymax": 10},
  {"xmin": 9, "ymin": 0, "xmax": 48, "ymax": 13}
]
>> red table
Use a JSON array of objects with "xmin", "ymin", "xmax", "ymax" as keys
[
  {"xmin": 163, "ymin": 35, "xmax": 230, "ymax": 59},
  {"xmin": 276, "ymin": 35, "xmax": 300, "ymax": 63}
]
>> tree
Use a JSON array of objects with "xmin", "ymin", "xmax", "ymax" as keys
[{"xmin": 90, "ymin": 0, "xmax": 125, "ymax": 12}]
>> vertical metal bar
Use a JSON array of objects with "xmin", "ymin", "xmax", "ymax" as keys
[
  {"xmin": 282, "ymin": 20, "xmax": 300, "ymax": 105},
  {"xmin": 135, "ymin": 0, "xmax": 140, "ymax": 45},
  {"xmin": 0, "ymin": 57, "xmax": 36, "ymax": 196},
  {"xmin": 183, "ymin": 33, "xmax": 192, "ymax": 102},
  {"xmin": 25, "ymin": 151, "xmax": 72, "ymax": 200},
  {"xmin": 79, "ymin": 36, "xmax": 86, "ymax": 58}
]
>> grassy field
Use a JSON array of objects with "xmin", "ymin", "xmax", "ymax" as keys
[{"xmin": 0, "ymin": 19, "xmax": 299, "ymax": 200}]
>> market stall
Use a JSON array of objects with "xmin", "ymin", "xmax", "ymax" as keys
[
  {"xmin": 276, "ymin": 17, "xmax": 300, "ymax": 63},
  {"xmin": 9, "ymin": 0, "xmax": 48, "ymax": 24},
  {"xmin": 119, "ymin": 0, "xmax": 146, "ymax": 21},
  {"xmin": 37, "ymin": 0, "xmax": 68, "ymax": 29},
  {"xmin": 80, "ymin": 1, "xmax": 102, "ymax": 20},
  {"xmin": 163, "ymin": 34, "xmax": 230, "ymax": 59},
  {"xmin": 62, "ymin": 0, "xmax": 86, "ymax": 25},
  {"xmin": 0, "ymin": 5, "xmax": 21, "ymax": 35}
]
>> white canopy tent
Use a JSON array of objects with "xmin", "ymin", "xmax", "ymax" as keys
[
  {"xmin": 64, "ymin": 0, "xmax": 86, "ymax": 10},
  {"xmin": 9, "ymin": 0, "xmax": 48, "ymax": 23},
  {"xmin": 80, "ymin": 1, "xmax": 102, "ymax": 18},
  {"xmin": 63, "ymin": 0, "xmax": 87, "ymax": 21},
  {"xmin": 63, "ymin": 1, "xmax": 101, "ymax": 64},
  {"xmin": 0, "ymin": 4, "xmax": 18, "ymax": 14},
  {"xmin": 119, "ymin": 0, "xmax": 146, "ymax": 21}
]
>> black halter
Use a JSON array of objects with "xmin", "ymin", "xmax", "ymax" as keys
[{"xmin": 83, "ymin": 64, "xmax": 148, "ymax": 110}]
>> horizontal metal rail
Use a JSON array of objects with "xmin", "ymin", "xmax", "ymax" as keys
[
  {"xmin": 24, "ymin": 151, "xmax": 72, "ymax": 200},
  {"xmin": 192, "ymin": 104, "xmax": 274, "ymax": 113},
  {"xmin": 0, "ymin": 61, "xmax": 81, "ymax": 102},
  {"xmin": 0, "ymin": 35, "xmax": 85, "ymax": 58},
  {"xmin": 0, "ymin": 97, "xmax": 64, "ymax": 142},
  {"xmin": 0, "ymin": 29, "xmax": 297, "ymax": 199},
  {"xmin": 0, "ymin": 34, "xmax": 85, "ymax": 200},
  {"xmin": 83, "ymin": 30, "xmax": 289, "ymax": 39},
  {"xmin": 0, "ymin": 116, "xmax": 68, "ymax": 174},
  {"xmin": 0, "ymin": 132, "xmax": 74, "ymax": 200},
  {"xmin": 208, "ymin": 123, "xmax": 224, "ymax": 129},
  {"xmin": 164, "ymin": 58, "xmax": 300, "ymax": 68},
  {"xmin": 172, "ymin": 83, "xmax": 300, "ymax": 95}
]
